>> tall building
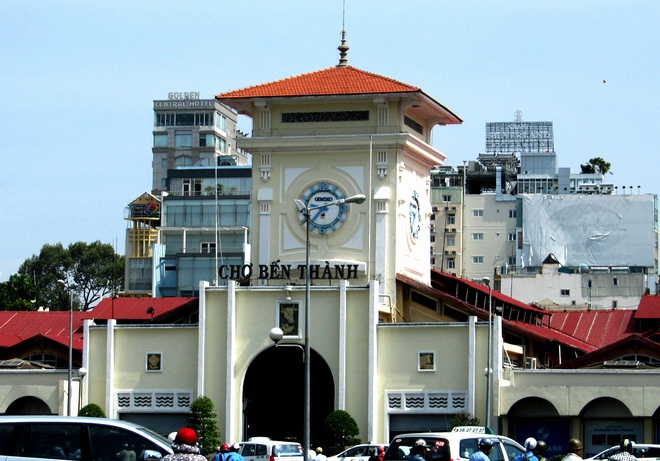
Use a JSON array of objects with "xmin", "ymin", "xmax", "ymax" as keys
[
  {"xmin": 124, "ymin": 95, "xmax": 252, "ymax": 296},
  {"xmin": 430, "ymin": 112, "xmax": 656, "ymax": 294}
]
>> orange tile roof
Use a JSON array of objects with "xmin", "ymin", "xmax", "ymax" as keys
[{"xmin": 216, "ymin": 66, "xmax": 421, "ymax": 99}]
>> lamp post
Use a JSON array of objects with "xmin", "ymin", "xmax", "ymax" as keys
[
  {"xmin": 57, "ymin": 279, "xmax": 73, "ymax": 416},
  {"xmin": 293, "ymin": 193, "xmax": 366, "ymax": 460},
  {"xmin": 482, "ymin": 276, "xmax": 492, "ymax": 430}
]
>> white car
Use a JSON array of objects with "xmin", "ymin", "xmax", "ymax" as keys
[
  {"xmin": 239, "ymin": 438, "xmax": 304, "ymax": 461},
  {"xmin": 328, "ymin": 444, "xmax": 388, "ymax": 461},
  {"xmin": 0, "ymin": 415, "xmax": 173, "ymax": 461},
  {"xmin": 585, "ymin": 444, "xmax": 660, "ymax": 461},
  {"xmin": 384, "ymin": 428, "xmax": 525, "ymax": 461}
]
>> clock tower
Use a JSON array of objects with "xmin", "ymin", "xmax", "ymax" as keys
[{"xmin": 216, "ymin": 53, "xmax": 461, "ymax": 295}]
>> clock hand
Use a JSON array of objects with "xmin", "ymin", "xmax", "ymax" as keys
[{"xmin": 311, "ymin": 206, "xmax": 328, "ymax": 221}]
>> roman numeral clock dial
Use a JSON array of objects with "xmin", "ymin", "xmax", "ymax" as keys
[{"xmin": 299, "ymin": 182, "xmax": 349, "ymax": 234}]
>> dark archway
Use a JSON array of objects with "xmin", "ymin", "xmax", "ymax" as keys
[
  {"xmin": 243, "ymin": 345, "xmax": 334, "ymax": 445},
  {"xmin": 5, "ymin": 396, "xmax": 52, "ymax": 415}
]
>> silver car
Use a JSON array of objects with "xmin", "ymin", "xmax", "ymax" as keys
[{"xmin": 0, "ymin": 415, "xmax": 173, "ymax": 461}]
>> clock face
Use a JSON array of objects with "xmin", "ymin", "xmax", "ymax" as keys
[
  {"xmin": 299, "ymin": 181, "xmax": 349, "ymax": 234},
  {"xmin": 409, "ymin": 191, "xmax": 421, "ymax": 241}
]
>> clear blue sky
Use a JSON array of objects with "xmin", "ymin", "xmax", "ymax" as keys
[{"xmin": 1, "ymin": 1, "xmax": 658, "ymax": 282}]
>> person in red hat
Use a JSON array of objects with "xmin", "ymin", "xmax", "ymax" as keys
[
  {"xmin": 163, "ymin": 428, "xmax": 206, "ymax": 461},
  {"xmin": 213, "ymin": 443, "xmax": 231, "ymax": 461}
]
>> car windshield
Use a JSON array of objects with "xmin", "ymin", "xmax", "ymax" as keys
[{"xmin": 274, "ymin": 444, "xmax": 303, "ymax": 457}]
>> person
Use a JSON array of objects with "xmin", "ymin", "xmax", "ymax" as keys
[
  {"xmin": 227, "ymin": 443, "xmax": 245, "ymax": 461},
  {"xmin": 315, "ymin": 447, "xmax": 328, "ymax": 461},
  {"xmin": 533, "ymin": 441, "xmax": 548, "ymax": 461},
  {"xmin": 409, "ymin": 439, "xmax": 427, "ymax": 461},
  {"xmin": 163, "ymin": 428, "xmax": 206, "ymax": 461},
  {"xmin": 561, "ymin": 439, "xmax": 584, "ymax": 461},
  {"xmin": 376, "ymin": 446, "xmax": 385, "ymax": 461},
  {"xmin": 514, "ymin": 438, "xmax": 539, "ymax": 461},
  {"xmin": 608, "ymin": 439, "xmax": 637, "ymax": 461},
  {"xmin": 214, "ymin": 444, "xmax": 231, "ymax": 461},
  {"xmin": 469, "ymin": 438, "xmax": 494, "ymax": 461}
]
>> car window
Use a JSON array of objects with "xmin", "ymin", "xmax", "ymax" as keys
[
  {"xmin": 242, "ymin": 444, "xmax": 256, "ymax": 457},
  {"xmin": 0, "ymin": 423, "xmax": 18, "ymax": 455},
  {"xmin": 488, "ymin": 442, "xmax": 505, "ymax": 461},
  {"xmin": 500, "ymin": 440, "xmax": 523, "ymax": 461},
  {"xmin": 384, "ymin": 437, "xmax": 449, "ymax": 461},
  {"xmin": 458, "ymin": 439, "xmax": 480, "ymax": 459},
  {"xmin": 13, "ymin": 423, "xmax": 83, "ymax": 460},
  {"xmin": 636, "ymin": 447, "xmax": 660, "ymax": 458},
  {"xmin": 256, "ymin": 445, "xmax": 268, "ymax": 456},
  {"xmin": 345, "ymin": 447, "xmax": 365, "ymax": 457},
  {"xmin": 273, "ymin": 444, "xmax": 302, "ymax": 457},
  {"xmin": 88, "ymin": 424, "xmax": 165, "ymax": 461}
]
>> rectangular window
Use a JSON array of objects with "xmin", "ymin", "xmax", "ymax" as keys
[
  {"xmin": 446, "ymin": 235, "xmax": 456, "ymax": 247},
  {"xmin": 200, "ymin": 133, "xmax": 214, "ymax": 147},
  {"xmin": 442, "ymin": 195, "xmax": 452, "ymax": 202},
  {"xmin": 472, "ymin": 256, "xmax": 484, "ymax": 264},
  {"xmin": 216, "ymin": 112, "xmax": 227, "ymax": 131},
  {"xmin": 146, "ymin": 352, "xmax": 162, "ymax": 371},
  {"xmin": 154, "ymin": 134, "xmax": 168, "ymax": 148},
  {"xmin": 508, "ymin": 233, "xmax": 517, "ymax": 241},
  {"xmin": 472, "ymin": 233, "xmax": 484, "ymax": 240},
  {"xmin": 175, "ymin": 132, "xmax": 193, "ymax": 147},
  {"xmin": 447, "ymin": 258, "xmax": 455, "ymax": 269},
  {"xmin": 200, "ymin": 242, "xmax": 216, "ymax": 253},
  {"xmin": 218, "ymin": 137, "xmax": 227, "ymax": 153},
  {"xmin": 560, "ymin": 289, "xmax": 570, "ymax": 296},
  {"xmin": 509, "ymin": 209, "xmax": 517, "ymax": 218},
  {"xmin": 447, "ymin": 215, "xmax": 455, "ymax": 225},
  {"xmin": 473, "ymin": 209, "xmax": 484, "ymax": 217},
  {"xmin": 508, "ymin": 256, "xmax": 516, "ymax": 266},
  {"xmin": 613, "ymin": 277, "xmax": 618, "ymax": 286}
]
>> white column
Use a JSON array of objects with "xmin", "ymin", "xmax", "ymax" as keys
[
  {"xmin": 197, "ymin": 280, "xmax": 209, "ymax": 396},
  {"xmin": 105, "ymin": 319, "xmax": 116, "ymax": 418},
  {"xmin": 225, "ymin": 281, "xmax": 237, "ymax": 443},
  {"xmin": 367, "ymin": 279, "xmax": 379, "ymax": 442},
  {"xmin": 338, "ymin": 280, "xmax": 348, "ymax": 410},
  {"xmin": 468, "ymin": 316, "xmax": 476, "ymax": 416}
]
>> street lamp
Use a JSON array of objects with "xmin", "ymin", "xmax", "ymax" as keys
[
  {"xmin": 482, "ymin": 276, "xmax": 493, "ymax": 430},
  {"xmin": 293, "ymin": 193, "xmax": 366, "ymax": 460},
  {"xmin": 57, "ymin": 279, "xmax": 74, "ymax": 416}
]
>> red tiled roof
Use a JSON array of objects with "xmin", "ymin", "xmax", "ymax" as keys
[
  {"xmin": 635, "ymin": 294, "xmax": 660, "ymax": 319},
  {"xmin": 0, "ymin": 297, "xmax": 197, "ymax": 353},
  {"xmin": 216, "ymin": 66, "xmax": 420, "ymax": 99},
  {"xmin": 548, "ymin": 309, "xmax": 637, "ymax": 349}
]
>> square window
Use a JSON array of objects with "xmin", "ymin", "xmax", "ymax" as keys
[
  {"xmin": 146, "ymin": 352, "xmax": 162, "ymax": 372},
  {"xmin": 277, "ymin": 300, "xmax": 301, "ymax": 338},
  {"xmin": 418, "ymin": 351, "xmax": 435, "ymax": 371}
]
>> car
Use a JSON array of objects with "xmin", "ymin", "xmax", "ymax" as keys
[
  {"xmin": 585, "ymin": 444, "xmax": 660, "ymax": 461},
  {"xmin": 383, "ymin": 427, "xmax": 525, "ymax": 461},
  {"xmin": 0, "ymin": 415, "xmax": 173, "ymax": 461},
  {"xmin": 328, "ymin": 444, "xmax": 389, "ymax": 461},
  {"xmin": 239, "ymin": 438, "xmax": 304, "ymax": 461}
]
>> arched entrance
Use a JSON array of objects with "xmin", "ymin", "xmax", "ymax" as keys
[
  {"xmin": 243, "ymin": 345, "xmax": 334, "ymax": 445},
  {"xmin": 581, "ymin": 397, "xmax": 638, "ymax": 458},
  {"xmin": 507, "ymin": 397, "xmax": 567, "ymax": 459},
  {"xmin": 5, "ymin": 396, "xmax": 52, "ymax": 415}
]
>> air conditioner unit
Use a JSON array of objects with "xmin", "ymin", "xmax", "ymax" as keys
[
  {"xmin": 450, "ymin": 228, "xmax": 457, "ymax": 233},
  {"xmin": 451, "ymin": 206, "xmax": 457, "ymax": 211},
  {"xmin": 445, "ymin": 250, "xmax": 451, "ymax": 255},
  {"xmin": 451, "ymin": 250, "xmax": 456, "ymax": 254},
  {"xmin": 444, "ymin": 206, "xmax": 449, "ymax": 210},
  {"xmin": 525, "ymin": 357, "xmax": 537, "ymax": 369},
  {"xmin": 432, "ymin": 207, "xmax": 439, "ymax": 212}
]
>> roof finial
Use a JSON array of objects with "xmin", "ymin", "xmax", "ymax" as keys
[{"xmin": 337, "ymin": 0, "xmax": 349, "ymax": 67}]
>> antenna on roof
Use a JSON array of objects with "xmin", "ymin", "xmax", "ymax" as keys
[{"xmin": 337, "ymin": 0, "xmax": 349, "ymax": 67}]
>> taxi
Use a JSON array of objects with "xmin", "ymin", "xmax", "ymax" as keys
[{"xmin": 383, "ymin": 427, "xmax": 525, "ymax": 461}]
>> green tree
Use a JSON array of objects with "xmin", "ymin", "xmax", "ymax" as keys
[
  {"xmin": 78, "ymin": 403, "xmax": 106, "ymax": 417},
  {"xmin": 16, "ymin": 241, "xmax": 124, "ymax": 311},
  {"xmin": 580, "ymin": 157, "xmax": 612, "ymax": 175},
  {"xmin": 187, "ymin": 396, "xmax": 220, "ymax": 455},
  {"xmin": 0, "ymin": 274, "xmax": 39, "ymax": 311},
  {"xmin": 450, "ymin": 411, "xmax": 480, "ymax": 429},
  {"xmin": 324, "ymin": 410, "xmax": 360, "ymax": 454}
]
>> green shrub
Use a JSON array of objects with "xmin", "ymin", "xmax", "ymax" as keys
[
  {"xmin": 78, "ymin": 403, "xmax": 106, "ymax": 418},
  {"xmin": 324, "ymin": 410, "xmax": 361, "ymax": 454},
  {"xmin": 187, "ymin": 396, "xmax": 221, "ymax": 455}
]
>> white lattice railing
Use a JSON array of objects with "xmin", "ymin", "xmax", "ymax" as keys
[
  {"xmin": 387, "ymin": 390, "xmax": 467, "ymax": 413},
  {"xmin": 116, "ymin": 390, "xmax": 193, "ymax": 413}
]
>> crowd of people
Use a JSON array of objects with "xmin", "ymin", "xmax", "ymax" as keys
[{"xmin": 160, "ymin": 427, "xmax": 639, "ymax": 461}]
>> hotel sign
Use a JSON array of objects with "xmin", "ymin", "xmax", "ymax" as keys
[{"xmin": 154, "ymin": 91, "xmax": 215, "ymax": 109}]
